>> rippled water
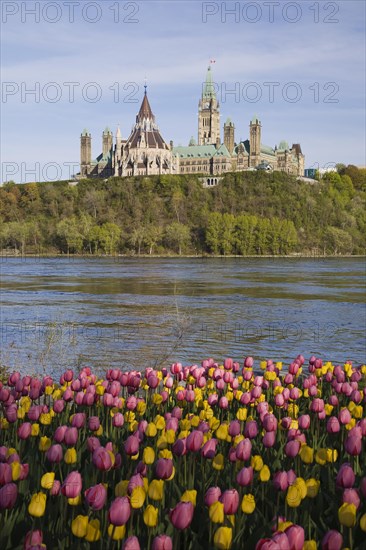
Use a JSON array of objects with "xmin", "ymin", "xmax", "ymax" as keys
[{"xmin": 1, "ymin": 257, "xmax": 365, "ymax": 376}]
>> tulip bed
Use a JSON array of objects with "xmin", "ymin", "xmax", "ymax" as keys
[{"xmin": 0, "ymin": 355, "xmax": 366, "ymax": 550}]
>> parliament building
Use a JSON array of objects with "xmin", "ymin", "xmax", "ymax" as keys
[{"xmin": 79, "ymin": 67, "xmax": 305, "ymax": 181}]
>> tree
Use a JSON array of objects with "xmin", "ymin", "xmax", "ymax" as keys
[
  {"xmin": 56, "ymin": 217, "xmax": 83, "ymax": 254},
  {"xmin": 144, "ymin": 224, "xmax": 163, "ymax": 255},
  {"xmin": 205, "ymin": 213, "xmax": 222, "ymax": 255},
  {"xmin": 164, "ymin": 222, "xmax": 191, "ymax": 255},
  {"xmin": 324, "ymin": 227, "xmax": 353, "ymax": 255},
  {"xmin": 99, "ymin": 223, "xmax": 121, "ymax": 255}
]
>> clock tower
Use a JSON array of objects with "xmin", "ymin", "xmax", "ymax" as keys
[{"xmin": 198, "ymin": 66, "xmax": 220, "ymax": 145}]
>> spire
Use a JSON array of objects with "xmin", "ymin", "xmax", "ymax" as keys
[
  {"xmin": 137, "ymin": 92, "xmax": 155, "ymax": 123},
  {"xmin": 251, "ymin": 114, "xmax": 260, "ymax": 124},
  {"xmin": 116, "ymin": 126, "xmax": 121, "ymax": 138},
  {"xmin": 203, "ymin": 65, "xmax": 216, "ymax": 100}
]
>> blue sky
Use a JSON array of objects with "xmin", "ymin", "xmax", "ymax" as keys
[{"xmin": 1, "ymin": 0, "xmax": 365, "ymax": 182}]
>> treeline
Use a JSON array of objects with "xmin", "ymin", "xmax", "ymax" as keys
[{"xmin": 0, "ymin": 165, "xmax": 365, "ymax": 256}]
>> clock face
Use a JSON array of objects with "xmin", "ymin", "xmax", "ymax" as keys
[{"xmin": 204, "ymin": 102, "xmax": 210, "ymax": 109}]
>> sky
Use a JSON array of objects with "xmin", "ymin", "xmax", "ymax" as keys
[{"xmin": 1, "ymin": 0, "xmax": 365, "ymax": 183}]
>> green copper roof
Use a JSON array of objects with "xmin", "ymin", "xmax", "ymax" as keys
[
  {"xmin": 173, "ymin": 143, "xmax": 232, "ymax": 159},
  {"xmin": 202, "ymin": 66, "xmax": 216, "ymax": 100},
  {"xmin": 251, "ymin": 114, "xmax": 260, "ymax": 124},
  {"xmin": 103, "ymin": 127, "xmax": 112, "ymax": 135},
  {"xmin": 189, "ymin": 136, "xmax": 197, "ymax": 146},
  {"xmin": 260, "ymin": 144, "xmax": 276, "ymax": 156},
  {"xmin": 213, "ymin": 143, "xmax": 230, "ymax": 157},
  {"xmin": 81, "ymin": 128, "xmax": 89, "ymax": 136},
  {"xmin": 225, "ymin": 117, "xmax": 233, "ymax": 126},
  {"xmin": 277, "ymin": 140, "xmax": 289, "ymax": 151}
]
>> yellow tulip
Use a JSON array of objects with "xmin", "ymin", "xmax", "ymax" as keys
[
  {"xmin": 209, "ymin": 501, "xmax": 224, "ymax": 523},
  {"xmin": 148, "ymin": 479, "xmax": 164, "ymax": 501},
  {"xmin": 241, "ymin": 494, "xmax": 256, "ymax": 514},
  {"xmin": 146, "ymin": 422, "xmax": 158, "ymax": 437},
  {"xmin": 306, "ymin": 478, "xmax": 320, "ymax": 498},
  {"xmin": 259, "ymin": 465, "xmax": 270, "ymax": 482},
  {"xmin": 326, "ymin": 448, "xmax": 338, "ymax": 462},
  {"xmin": 303, "ymin": 541, "xmax": 317, "ymax": 550},
  {"xmin": 143, "ymin": 504, "xmax": 158, "ymax": 527},
  {"xmin": 31, "ymin": 423, "xmax": 40, "ymax": 436},
  {"xmin": 212, "ymin": 453, "xmax": 224, "ymax": 471},
  {"xmin": 236, "ymin": 408, "xmax": 247, "ymax": 421},
  {"xmin": 152, "ymin": 394, "xmax": 163, "ymax": 405},
  {"xmin": 338, "ymin": 503, "xmax": 356, "ymax": 527},
  {"xmin": 181, "ymin": 490, "xmax": 197, "ymax": 506},
  {"xmin": 11, "ymin": 462, "xmax": 21, "ymax": 481},
  {"xmin": 251, "ymin": 455, "xmax": 263, "ymax": 471},
  {"xmin": 299, "ymin": 445, "xmax": 314, "ymax": 464},
  {"xmin": 293, "ymin": 477, "xmax": 307, "ymax": 499},
  {"xmin": 278, "ymin": 521, "xmax": 293, "ymax": 532},
  {"xmin": 315, "ymin": 448, "xmax": 327, "ymax": 466},
  {"xmin": 41, "ymin": 472, "xmax": 55, "ymax": 490},
  {"xmin": 166, "ymin": 429, "xmax": 176, "ymax": 444},
  {"xmin": 209, "ymin": 417, "xmax": 220, "ymax": 431},
  {"xmin": 39, "ymin": 436, "xmax": 51, "ymax": 451},
  {"xmin": 216, "ymin": 424, "xmax": 229, "ymax": 440},
  {"xmin": 143, "ymin": 446, "xmax": 155, "ymax": 465},
  {"xmin": 71, "ymin": 515, "xmax": 88, "ymax": 538},
  {"xmin": 39, "ymin": 413, "xmax": 52, "ymax": 425},
  {"xmin": 17, "ymin": 407, "xmax": 26, "ymax": 419},
  {"xmin": 108, "ymin": 524, "xmax": 126, "ymax": 540},
  {"xmin": 360, "ymin": 513, "xmax": 366, "ymax": 532},
  {"xmin": 130, "ymin": 486, "xmax": 146, "ymax": 509},
  {"xmin": 154, "ymin": 415, "xmax": 165, "ymax": 430},
  {"xmin": 85, "ymin": 519, "xmax": 101, "ymax": 542},
  {"xmin": 159, "ymin": 449, "xmax": 173, "ymax": 460},
  {"xmin": 95, "ymin": 425, "xmax": 103, "ymax": 436},
  {"xmin": 136, "ymin": 400, "xmax": 146, "ymax": 415},
  {"xmin": 286, "ymin": 485, "xmax": 302, "ymax": 508},
  {"xmin": 68, "ymin": 495, "xmax": 82, "ymax": 506},
  {"xmin": 64, "ymin": 448, "xmax": 77, "ymax": 464},
  {"xmin": 213, "ymin": 526, "xmax": 232, "ymax": 549},
  {"xmin": 28, "ymin": 492, "xmax": 47, "ymax": 517}
]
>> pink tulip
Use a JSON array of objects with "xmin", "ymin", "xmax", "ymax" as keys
[
  {"xmin": 339, "ymin": 408, "xmax": 351, "ymax": 425},
  {"xmin": 327, "ymin": 417, "xmax": 340, "ymax": 434},
  {"xmin": 273, "ymin": 471, "xmax": 289, "ymax": 492},
  {"xmin": 93, "ymin": 447, "xmax": 112, "ymax": 471},
  {"xmin": 0, "ymin": 464, "xmax": 12, "ymax": 485},
  {"xmin": 345, "ymin": 434, "xmax": 362, "ymax": 456},
  {"xmin": 64, "ymin": 427, "xmax": 78, "ymax": 446},
  {"xmin": 244, "ymin": 356, "xmax": 254, "ymax": 368},
  {"xmin": 272, "ymin": 532, "xmax": 290, "ymax": 549},
  {"xmin": 122, "ymin": 536, "xmax": 140, "ymax": 550},
  {"xmin": 0, "ymin": 483, "xmax": 17, "ymax": 509},
  {"xmin": 186, "ymin": 430, "xmax": 203, "ymax": 452},
  {"xmin": 172, "ymin": 438, "xmax": 186, "ymax": 457},
  {"xmin": 263, "ymin": 431, "xmax": 276, "ymax": 448},
  {"xmin": 336, "ymin": 464, "xmax": 355, "ymax": 488},
  {"xmin": 113, "ymin": 413, "xmax": 124, "ymax": 427},
  {"xmin": 128, "ymin": 474, "xmax": 144, "ymax": 495},
  {"xmin": 155, "ymin": 458, "xmax": 173, "ymax": 480},
  {"xmin": 170, "ymin": 501, "xmax": 194, "ymax": 530},
  {"xmin": 285, "ymin": 440, "xmax": 300, "ymax": 458},
  {"xmin": 109, "ymin": 497, "xmax": 131, "ymax": 526},
  {"xmin": 287, "ymin": 470, "xmax": 297, "ymax": 485},
  {"xmin": 342, "ymin": 488, "xmax": 360, "ymax": 509},
  {"xmin": 244, "ymin": 420, "xmax": 258, "ymax": 439},
  {"xmin": 274, "ymin": 393, "xmax": 285, "ymax": 407},
  {"xmin": 310, "ymin": 398, "xmax": 324, "ymax": 413},
  {"xmin": 298, "ymin": 415, "xmax": 310, "ymax": 430},
  {"xmin": 71, "ymin": 412, "xmax": 86, "ymax": 428},
  {"xmin": 152, "ymin": 534, "xmax": 173, "ymax": 550},
  {"xmin": 236, "ymin": 466, "xmax": 253, "ymax": 487},
  {"xmin": 88, "ymin": 416, "xmax": 100, "ymax": 431},
  {"xmin": 46, "ymin": 444, "xmax": 63, "ymax": 463},
  {"xmin": 204, "ymin": 486, "xmax": 221, "ymax": 507},
  {"xmin": 255, "ymin": 539, "xmax": 280, "ymax": 550},
  {"xmin": 235, "ymin": 438, "xmax": 252, "ymax": 461},
  {"xmin": 124, "ymin": 435, "xmax": 140, "ymax": 456},
  {"xmin": 61, "ymin": 471, "xmax": 82, "ymax": 498},
  {"xmin": 321, "ymin": 530, "xmax": 343, "ymax": 550},
  {"xmin": 50, "ymin": 480, "xmax": 61, "ymax": 496},
  {"xmin": 220, "ymin": 489, "xmax": 239, "ymax": 514},
  {"xmin": 24, "ymin": 529, "xmax": 43, "ymax": 549},
  {"xmin": 285, "ymin": 525, "xmax": 304, "ymax": 550},
  {"xmin": 263, "ymin": 414, "xmax": 277, "ymax": 432},
  {"xmin": 85, "ymin": 483, "xmax": 107, "ymax": 510},
  {"xmin": 201, "ymin": 438, "xmax": 217, "ymax": 459}
]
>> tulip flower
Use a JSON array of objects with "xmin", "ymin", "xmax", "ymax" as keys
[
  {"xmin": 143, "ymin": 504, "xmax": 159, "ymax": 527},
  {"xmin": 109, "ymin": 497, "xmax": 131, "ymax": 526},
  {"xmin": 130, "ymin": 486, "xmax": 146, "ymax": 509},
  {"xmin": 338, "ymin": 502, "xmax": 356, "ymax": 527},
  {"xmin": 0, "ymin": 483, "xmax": 17, "ymax": 509},
  {"xmin": 85, "ymin": 518, "xmax": 101, "ymax": 542},
  {"xmin": 321, "ymin": 530, "xmax": 343, "ymax": 550},
  {"xmin": 170, "ymin": 501, "xmax": 194, "ymax": 530},
  {"xmin": 241, "ymin": 494, "xmax": 256, "ymax": 514},
  {"xmin": 155, "ymin": 458, "xmax": 173, "ymax": 480},
  {"xmin": 46, "ymin": 444, "xmax": 63, "ymax": 463},
  {"xmin": 85, "ymin": 483, "xmax": 107, "ymax": 511},
  {"xmin": 71, "ymin": 515, "xmax": 89, "ymax": 538},
  {"xmin": 28, "ymin": 492, "xmax": 47, "ymax": 517},
  {"xmin": 41, "ymin": 472, "xmax": 55, "ymax": 490},
  {"xmin": 214, "ymin": 526, "xmax": 232, "ymax": 549},
  {"xmin": 24, "ymin": 529, "xmax": 43, "ymax": 549},
  {"xmin": 93, "ymin": 447, "xmax": 112, "ymax": 471},
  {"xmin": 342, "ymin": 488, "xmax": 360, "ymax": 509},
  {"xmin": 122, "ymin": 536, "xmax": 141, "ymax": 550},
  {"xmin": 152, "ymin": 534, "xmax": 173, "ymax": 550},
  {"xmin": 205, "ymin": 486, "xmax": 222, "ymax": 507},
  {"xmin": 236, "ymin": 466, "xmax": 254, "ymax": 487},
  {"xmin": 220, "ymin": 489, "xmax": 239, "ymax": 514},
  {"xmin": 181, "ymin": 489, "xmax": 197, "ymax": 506},
  {"xmin": 61, "ymin": 471, "xmax": 82, "ymax": 498},
  {"xmin": 336, "ymin": 464, "xmax": 355, "ymax": 488},
  {"xmin": 201, "ymin": 438, "xmax": 218, "ymax": 459},
  {"xmin": 285, "ymin": 525, "xmax": 304, "ymax": 550}
]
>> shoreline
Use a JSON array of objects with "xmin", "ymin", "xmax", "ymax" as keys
[{"xmin": 1, "ymin": 252, "xmax": 365, "ymax": 259}]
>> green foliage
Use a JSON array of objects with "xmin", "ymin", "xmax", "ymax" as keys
[{"xmin": 0, "ymin": 169, "xmax": 364, "ymax": 255}]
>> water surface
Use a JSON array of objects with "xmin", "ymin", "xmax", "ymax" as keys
[{"xmin": 1, "ymin": 257, "xmax": 365, "ymax": 376}]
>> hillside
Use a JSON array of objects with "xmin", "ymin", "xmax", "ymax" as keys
[{"xmin": 0, "ymin": 167, "xmax": 365, "ymax": 256}]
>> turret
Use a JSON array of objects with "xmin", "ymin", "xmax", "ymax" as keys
[
  {"xmin": 198, "ymin": 65, "xmax": 220, "ymax": 145},
  {"xmin": 80, "ymin": 129, "xmax": 91, "ymax": 176},
  {"xmin": 249, "ymin": 115, "xmax": 261, "ymax": 167},
  {"xmin": 224, "ymin": 117, "xmax": 235, "ymax": 154},
  {"xmin": 102, "ymin": 127, "xmax": 113, "ymax": 158}
]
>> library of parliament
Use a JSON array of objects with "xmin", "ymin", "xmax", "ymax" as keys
[{"xmin": 79, "ymin": 66, "xmax": 305, "ymax": 181}]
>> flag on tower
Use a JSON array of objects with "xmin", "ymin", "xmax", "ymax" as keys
[{"xmin": 210, "ymin": 59, "xmax": 216, "ymax": 64}]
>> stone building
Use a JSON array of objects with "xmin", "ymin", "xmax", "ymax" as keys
[{"xmin": 79, "ymin": 66, "xmax": 304, "ymax": 180}]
